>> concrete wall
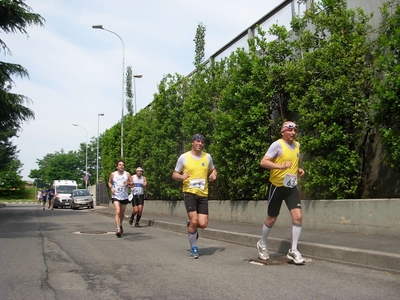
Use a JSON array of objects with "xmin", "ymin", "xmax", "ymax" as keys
[
  {"xmin": 88, "ymin": 185, "xmax": 97, "ymax": 204},
  {"xmin": 140, "ymin": 199, "xmax": 400, "ymax": 237}
]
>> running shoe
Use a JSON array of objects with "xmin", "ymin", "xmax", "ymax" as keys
[
  {"xmin": 116, "ymin": 228, "xmax": 122, "ymax": 237},
  {"xmin": 190, "ymin": 246, "xmax": 199, "ymax": 259},
  {"xmin": 135, "ymin": 222, "xmax": 141, "ymax": 227},
  {"xmin": 287, "ymin": 249, "xmax": 305, "ymax": 265},
  {"xmin": 257, "ymin": 240, "xmax": 269, "ymax": 260},
  {"xmin": 120, "ymin": 225, "xmax": 123, "ymax": 234},
  {"xmin": 129, "ymin": 217, "xmax": 134, "ymax": 225}
]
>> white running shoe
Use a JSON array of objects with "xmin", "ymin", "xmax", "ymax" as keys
[
  {"xmin": 287, "ymin": 249, "xmax": 305, "ymax": 265},
  {"xmin": 257, "ymin": 240, "xmax": 269, "ymax": 260}
]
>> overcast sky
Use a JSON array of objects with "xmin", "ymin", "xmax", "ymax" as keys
[{"xmin": 4, "ymin": 0, "xmax": 283, "ymax": 180}]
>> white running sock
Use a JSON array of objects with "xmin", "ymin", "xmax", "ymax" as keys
[
  {"xmin": 291, "ymin": 224, "xmax": 302, "ymax": 251},
  {"xmin": 188, "ymin": 232, "xmax": 197, "ymax": 248},
  {"xmin": 261, "ymin": 222, "xmax": 272, "ymax": 246}
]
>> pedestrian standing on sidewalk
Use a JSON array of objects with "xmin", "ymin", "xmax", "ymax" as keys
[
  {"xmin": 172, "ymin": 134, "xmax": 217, "ymax": 259},
  {"xmin": 257, "ymin": 121, "xmax": 306, "ymax": 265},
  {"xmin": 129, "ymin": 167, "xmax": 147, "ymax": 227},
  {"xmin": 108, "ymin": 160, "xmax": 132, "ymax": 237}
]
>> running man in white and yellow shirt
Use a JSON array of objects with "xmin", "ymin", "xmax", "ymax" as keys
[
  {"xmin": 172, "ymin": 134, "xmax": 217, "ymax": 259},
  {"xmin": 257, "ymin": 121, "xmax": 306, "ymax": 264}
]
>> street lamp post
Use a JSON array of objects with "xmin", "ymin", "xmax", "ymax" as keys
[
  {"xmin": 133, "ymin": 74, "xmax": 143, "ymax": 115},
  {"xmin": 92, "ymin": 24, "xmax": 125, "ymax": 158},
  {"xmin": 96, "ymin": 113, "xmax": 104, "ymax": 185},
  {"xmin": 73, "ymin": 123, "xmax": 88, "ymax": 189}
]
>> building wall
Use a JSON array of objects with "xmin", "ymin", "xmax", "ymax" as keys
[{"xmin": 209, "ymin": 0, "xmax": 388, "ymax": 62}]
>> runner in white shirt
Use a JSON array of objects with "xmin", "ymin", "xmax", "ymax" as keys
[
  {"xmin": 128, "ymin": 167, "xmax": 147, "ymax": 227},
  {"xmin": 108, "ymin": 160, "xmax": 133, "ymax": 237}
]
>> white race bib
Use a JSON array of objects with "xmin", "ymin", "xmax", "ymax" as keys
[
  {"xmin": 189, "ymin": 178, "xmax": 206, "ymax": 190},
  {"xmin": 283, "ymin": 174, "xmax": 297, "ymax": 188}
]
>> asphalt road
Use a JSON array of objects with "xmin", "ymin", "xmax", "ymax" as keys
[{"xmin": 0, "ymin": 203, "xmax": 399, "ymax": 300}]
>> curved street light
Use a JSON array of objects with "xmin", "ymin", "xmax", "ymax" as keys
[
  {"xmin": 92, "ymin": 24, "xmax": 125, "ymax": 158},
  {"xmin": 73, "ymin": 123, "xmax": 88, "ymax": 188}
]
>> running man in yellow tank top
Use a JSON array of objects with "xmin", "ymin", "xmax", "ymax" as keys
[
  {"xmin": 256, "ymin": 121, "xmax": 306, "ymax": 264},
  {"xmin": 172, "ymin": 134, "xmax": 217, "ymax": 259}
]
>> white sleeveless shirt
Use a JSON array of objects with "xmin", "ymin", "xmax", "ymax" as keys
[
  {"xmin": 111, "ymin": 171, "xmax": 129, "ymax": 200},
  {"xmin": 131, "ymin": 175, "xmax": 145, "ymax": 195}
]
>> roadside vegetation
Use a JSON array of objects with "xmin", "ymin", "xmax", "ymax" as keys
[
  {"xmin": 0, "ymin": 187, "xmax": 36, "ymax": 202},
  {"xmin": 2, "ymin": 0, "xmax": 399, "ymax": 200}
]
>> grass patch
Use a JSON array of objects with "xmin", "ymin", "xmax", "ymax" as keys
[
  {"xmin": 0, "ymin": 199, "xmax": 37, "ymax": 203},
  {"xmin": 0, "ymin": 187, "xmax": 38, "ymax": 202}
]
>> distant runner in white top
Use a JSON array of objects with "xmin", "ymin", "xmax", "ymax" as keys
[{"xmin": 129, "ymin": 167, "xmax": 147, "ymax": 227}]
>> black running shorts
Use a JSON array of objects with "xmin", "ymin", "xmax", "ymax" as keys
[
  {"xmin": 266, "ymin": 183, "xmax": 301, "ymax": 217},
  {"xmin": 183, "ymin": 192, "xmax": 209, "ymax": 215}
]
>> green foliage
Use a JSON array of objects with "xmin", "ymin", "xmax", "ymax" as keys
[
  {"xmin": 99, "ymin": 124, "xmax": 122, "ymax": 183},
  {"xmin": 286, "ymin": 0, "xmax": 375, "ymax": 198},
  {"xmin": 0, "ymin": 0, "xmax": 44, "ymax": 174},
  {"xmin": 0, "ymin": 0, "xmax": 45, "ymax": 53},
  {"xmin": 374, "ymin": 0, "xmax": 400, "ymax": 171},
  {"xmin": 213, "ymin": 24, "xmax": 300, "ymax": 200},
  {"xmin": 27, "ymin": 135, "xmax": 103, "ymax": 187},
  {"xmin": 0, "ymin": 125, "xmax": 17, "ymax": 170},
  {"xmin": 193, "ymin": 23, "xmax": 206, "ymax": 68},
  {"xmin": 29, "ymin": 150, "xmax": 83, "ymax": 187},
  {"xmin": 147, "ymin": 74, "xmax": 188, "ymax": 199},
  {"xmin": 20, "ymin": 0, "xmax": 400, "ymax": 200},
  {"xmin": 0, "ymin": 188, "xmax": 30, "ymax": 200},
  {"xmin": 125, "ymin": 65, "xmax": 134, "ymax": 116},
  {"xmin": 0, "ymin": 159, "xmax": 25, "ymax": 190},
  {"xmin": 0, "ymin": 159, "xmax": 29, "ymax": 200}
]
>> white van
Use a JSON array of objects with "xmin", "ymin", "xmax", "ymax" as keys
[{"xmin": 53, "ymin": 180, "xmax": 78, "ymax": 208}]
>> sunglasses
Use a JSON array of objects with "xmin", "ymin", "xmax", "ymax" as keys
[
  {"xmin": 282, "ymin": 124, "xmax": 298, "ymax": 132},
  {"xmin": 284, "ymin": 124, "xmax": 297, "ymax": 129}
]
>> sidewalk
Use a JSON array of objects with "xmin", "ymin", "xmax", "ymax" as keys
[{"xmin": 92, "ymin": 205, "xmax": 400, "ymax": 273}]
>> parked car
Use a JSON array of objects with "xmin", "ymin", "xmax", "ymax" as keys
[{"xmin": 70, "ymin": 189, "xmax": 94, "ymax": 210}]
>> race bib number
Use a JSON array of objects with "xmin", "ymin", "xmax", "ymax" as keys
[
  {"xmin": 283, "ymin": 174, "xmax": 298, "ymax": 188},
  {"xmin": 189, "ymin": 178, "xmax": 206, "ymax": 190},
  {"xmin": 116, "ymin": 185, "xmax": 124, "ymax": 192}
]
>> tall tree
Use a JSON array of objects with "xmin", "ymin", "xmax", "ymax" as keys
[
  {"xmin": 125, "ymin": 65, "xmax": 134, "ymax": 116},
  {"xmin": 29, "ymin": 150, "xmax": 82, "ymax": 187},
  {"xmin": 193, "ymin": 22, "xmax": 206, "ymax": 69},
  {"xmin": 0, "ymin": 0, "xmax": 45, "ymax": 171},
  {"xmin": 0, "ymin": 158, "xmax": 24, "ymax": 190},
  {"xmin": 288, "ymin": 0, "xmax": 375, "ymax": 199},
  {"xmin": 375, "ymin": 0, "xmax": 400, "ymax": 172}
]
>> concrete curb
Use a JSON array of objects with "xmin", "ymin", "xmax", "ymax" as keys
[
  {"xmin": 94, "ymin": 209, "xmax": 400, "ymax": 273},
  {"xmin": 147, "ymin": 218, "xmax": 400, "ymax": 273}
]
